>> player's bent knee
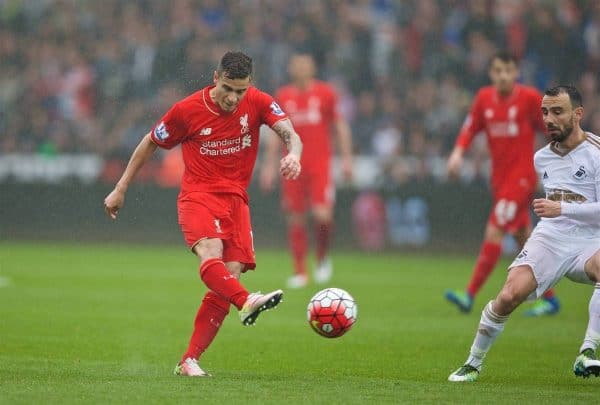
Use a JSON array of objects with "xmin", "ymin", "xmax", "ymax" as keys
[
  {"xmin": 584, "ymin": 250, "xmax": 600, "ymax": 282},
  {"xmin": 193, "ymin": 238, "xmax": 224, "ymax": 261},
  {"xmin": 496, "ymin": 269, "xmax": 535, "ymax": 313},
  {"xmin": 225, "ymin": 262, "xmax": 244, "ymax": 278},
  {"xmin": 495, "ymin": 288, "xmax": 521, "ymax": 312},
  {"xmin": 312, "ymin": 206, "xmax": 333, "ymax": 222},
  {"xmin": 287, "ymin": 213, "xmax": 307, "ymax": 226},
  {"xmin": 484, "ymin": 223, "xmax": 505, "ymax": 244}
]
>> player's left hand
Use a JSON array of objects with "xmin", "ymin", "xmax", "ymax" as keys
[
  {"xmin": 280, "ymin": 153, "xmax": 301, "ymax": 180},
  {"xmin": 532, "ymin": 198, "xmax": 561, "ymax": 218}
]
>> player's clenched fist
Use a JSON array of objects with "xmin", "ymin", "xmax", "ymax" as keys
[
  {"xmin": 532, "ymin": 198, "xmax": 561, "ymax": 218},
  {"xmin": 104, "ymin": 187, "xmax": 126, "ymax": 219},
  {"xmin": 280, "ymin": 153, "xmax": 301, "ymax": 180}
]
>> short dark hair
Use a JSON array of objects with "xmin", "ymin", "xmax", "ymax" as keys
[
  {"xmin": 217, "ymin": 51, "xmax": 253, "ymax": 80},
  {"xmin": 489, "ymin": 51, "xmax": 517, "ymax": 67},
  {"xmin": 544, "ymin": 85, "xmax": 583, "ymax": 108}
]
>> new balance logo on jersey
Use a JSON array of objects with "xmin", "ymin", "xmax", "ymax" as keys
[
  {"xmin": 573, "ymin": 166, "xmax": 587, "ymax": 179},
  {"xmin": 200, "ymin": 127, "xmax": 212, "ymax": 136},
  {"xmin": 214, "ymin": 219, "xmax": 222, "ymax": 234},
  {"xmin": 517, "ymin": 249, "xmax": 528, "ymax": 260},
  {"xmin": 543, "ymin": 171, "xmax": 548, "ymax": 180}
]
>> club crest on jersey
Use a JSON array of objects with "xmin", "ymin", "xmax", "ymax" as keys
[
  {"xmin": 239, "ymin": 113, "xmax": 249, "ymax": 134},
  {"xmin": 154, "ymin": 121, "xmax": 169, "ymax": 141},
  {"xmin": 270, "ymin": 101, "xmax": 285, "ymax": 116},
  {"xmin": 573, "ymin": 165, "xmax": 587, "ymax": 180}
]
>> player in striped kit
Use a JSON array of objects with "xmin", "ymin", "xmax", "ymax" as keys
[{"xmin": 449, "ymin": 86, "xmax": 600, "ymax": 382}]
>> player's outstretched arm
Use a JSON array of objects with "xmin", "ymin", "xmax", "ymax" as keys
[
  {"xmin": 272, "ymin": 118, "xmax": 303, "ymax": 180},
  {"xmin": 104, "ymin": 132, "xmax": 158, "ymax": 219},
  {"xmin": 534, "ymin": 198, "xmax": 600, "ymax": 223}
]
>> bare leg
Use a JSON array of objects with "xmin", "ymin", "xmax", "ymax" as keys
[{"xmin": 466, "ymin": 265, "xmax": 537, "ymax": 369}]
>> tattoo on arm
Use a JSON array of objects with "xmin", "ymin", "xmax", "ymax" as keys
[
  {"xmin": 272, "ymin": 119, "xmax": 302, "ymax": 156},
  {"xmin": 272, "ymin": 120, "xmax": 292, "ymax": 149}
]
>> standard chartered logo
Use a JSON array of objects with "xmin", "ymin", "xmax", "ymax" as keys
[{"xmin": 199, "ymin": 136, "xmax": 252, "ymax": 156}]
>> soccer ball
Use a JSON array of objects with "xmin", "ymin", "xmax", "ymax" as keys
[{"xmin": 307, "ymin": 287, "xmax": 357, "ymax": 338}]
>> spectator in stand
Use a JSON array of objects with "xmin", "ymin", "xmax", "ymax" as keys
[{"xmin": 0, "ymin": 0, "xmax": 599, "ymax": 191}]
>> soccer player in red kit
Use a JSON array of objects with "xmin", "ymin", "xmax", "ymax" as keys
[
  {"xmin": 445, "ymin": 52, "xmax": 561, "ymax": 316},
  {"xmin": 260, "ymin": 53, "xmax": 353, "ymax": 289},
  {"xmin": 103, "ymin": 51, "xmax": 303, "ymax": 376}
]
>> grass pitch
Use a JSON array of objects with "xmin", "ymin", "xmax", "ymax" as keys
[{"xmin": 0, "ymin": 242, "xmax": 598, "ymax": 404}]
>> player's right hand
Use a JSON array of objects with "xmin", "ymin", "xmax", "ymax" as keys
[
  {"xmin": 104, "ymin": 188, "xmax": 125, "ymax": 220},
  {"xmin": 447, "ymin": 149, "xmax": 464, "ymax": 179}
]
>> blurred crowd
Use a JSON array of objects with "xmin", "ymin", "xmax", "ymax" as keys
[{"xmin": 3, "ymin": 0, "xmax": 600, "ymax": 184}]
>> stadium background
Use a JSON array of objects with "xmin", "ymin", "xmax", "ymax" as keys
[{"xmin": 2, "ymin": 0, "xmax": 600, "ymax": 251}]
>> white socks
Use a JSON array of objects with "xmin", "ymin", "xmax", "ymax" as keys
[
  {"xmin": 580, "ymin": 284, "xmax": 600, "ymax": 353},
  {"xmin": 466, "ymin": 301, "xmax": 509, "ymax": 369}
]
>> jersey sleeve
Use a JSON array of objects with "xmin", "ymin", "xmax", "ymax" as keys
[
  {"xmin": 150, "ymin": 103, "xmax": 189, "ymax": 150},
  {"xmin": 561, "ymin": 201, "xmax": 600, "ymax": 224},
  {"xmin": 455, "ymin": 91, "xmax": 485, "ymax": 150},
  {"xmin": 255, "ymin": 89, "xmax": 288, "ymax": 128},
  {"xmin": 560, "ymin": 154, "xmax": 600, "ymax": 224}
]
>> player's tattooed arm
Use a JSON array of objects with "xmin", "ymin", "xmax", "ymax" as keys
[
  {"xmin": 272, "ymin": 118, "xmax": 302, "ymax": 180},
  {"xmin": 272, "ymin": 119, "xmax": 302, "ymax": 158}
]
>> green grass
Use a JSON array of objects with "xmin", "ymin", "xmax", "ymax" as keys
[{"xmin": 0, "ymin": 242, "xmax": 598, "ymax": 404}]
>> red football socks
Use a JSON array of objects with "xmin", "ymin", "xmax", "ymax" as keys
[
  {"xmin": 199, "ymin": 258, "xmax": 248, "ymax": 310},
  {"xmin": 315, "ymin": 221, "xmax": 332, "ymax": 263},
  {"xmin": 289, "ymin": 223, "xmax": 308, "ymax": 275},
  {"xmin": 466, "ymin": 241, "xmax": 502, "ymax": 297},
  {"xmin": 182, "ymin": 291, "xmax": 230, "ymax": 361}
]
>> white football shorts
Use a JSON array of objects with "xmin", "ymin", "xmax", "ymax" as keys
[{"xmin": 509, "ymin": 227, "xmax": 599, "ymax": 299}]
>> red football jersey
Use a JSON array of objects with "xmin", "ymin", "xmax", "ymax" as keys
[
  {"xmin": 151, "ymin": 85, "xmax": 287, "ymax": 201},
  {"xmin": 456, "ymin": 84, "xmax": 546, "ymax": 191},
  {"xmin": 275, "ymin": 80, "xmax": 339, "ymax": 171}
]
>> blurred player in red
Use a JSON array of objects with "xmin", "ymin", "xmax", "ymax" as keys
[
  {"xmin": 445, "ymin": 52, "xmax": 560, "ymax": 317},
  {"xmin": 104, "ymin": 51, "xmax": 303, "ymax": 376},
  {"xmin": 260, "ymin": 52, "xmax": 353, "ymax": 288}
]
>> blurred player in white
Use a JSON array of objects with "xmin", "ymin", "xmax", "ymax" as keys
[{"xmin": 449, "ymin": 86, "xmax": 600, "ymax": 382}]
